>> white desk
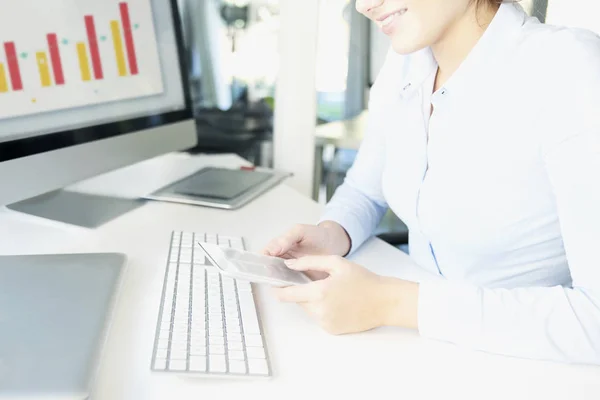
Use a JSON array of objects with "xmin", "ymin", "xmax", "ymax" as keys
[{"xmin": 2, "ymin": 153, "xmax": 599, "ymax": 400}]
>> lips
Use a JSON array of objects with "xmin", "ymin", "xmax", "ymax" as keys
[
  {"xmin": 378, "ymin": 8, "xmax": 407, "ymax": 34},
  {"xmin": 377, "ymin": 8, "xmax": 408, "ymax": 25}
]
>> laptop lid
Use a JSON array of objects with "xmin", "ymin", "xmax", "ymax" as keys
[{"xmin": 0, "ymin": 253, "xmax": 126, "ymax": 400}]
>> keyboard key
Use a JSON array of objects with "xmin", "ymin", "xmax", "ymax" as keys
[
  {"xmin": 227, "ymin": 332, "xmax": 242, "ymax": 342},
  {"xmin": 246, "ymin": 347, "xmax": 265, "ymax": 359},
  {"xmin": 158, "ymin": 329, "xmax": 170, "ymax": 340},
  {"xmin": 209, "ymin": 305, "xmax": 223, "ymax": 314},
  {"xmin": 172, "ymin": 324, "xmax": 189, "ymax": 332},
  {"xmin": 169, "ymin": 360, "xmax": 187, "ymax": 371},
  {"xmin": 240, "ymin": 312, "xmax": 260, "ymax": 335},
  {"xmin": 224, "ymin": 300, "xmax": 239, "ymax": 309},
  {"xmin": 209, "ymin": 328, "xmax": 224, "ymax": 337},
  {"xmin": 209, "ymin": 344, "xmax": 225, "ymax": 354},
  {"xmin": 244, "ymin": 335, "xmax": 263, "ymax": 347},
  {"xmin": 209, "ymin": 336, "xmax": 225, "ymax": 345},
  {"xmin": 228, "ymin": 350, "xmax": 245, "ymax": 360},
  {"xmin": 171, "ymin": 331, "xmax": 187, "ymax": 340},
  {"xmin": 164, "ymin": 292, "xmax": 175, "ymax": 304},
  {"xmin": 209, "ymin": 355, "xmax": 227, "ymax": 373},
  {"xmin": 228, "ymin": 341, "xmax": 243, "ymax": 351},
  {"xmin": 225, "ymin": 318, "xmax": 240, "ymax": 328},
  {"xmin": 190, "ymin": 346, "xmax": 207, "ymax": 356},
  {"xmin": 209, "ymin": 314, "xmax": 223, "ymax": 323},
  {"xmin": 155, "ymin": 349, "xmax": 168, "ymax": 359},
  {"xmin": 191, "ymin": 300, "xmax": 206, "ymax": 310},
  {"xmin": 228, "ymin": 360, "xmax": 247, "ymax": 374},
  {"xmin": 154, "ymin": 358, "xmax": 167, "ymax": 370},
  {"xmin": 189, "ymin": 356, "xmax": 207, "ymax": 372},
  {"xmin": 170, "ymin": 349, "xmax": 187, "ymax": 360},
  {"xmin": 237, "ymin": 282, "xmax": 252, "ymax": 292},
  {"xmin": 167, "ymin": 265, "xmax": 177, "ymax": 277},
  {"xmin": 225, "ymin": 303, "xmax": 239, "ymax": 313},
  {"xmin": 248, "ymin": 359, "xmax": 269, "ymax": 375},
  {"xmin": 171, "ymin": 342, "xmax": 188, "ymax": 351}
]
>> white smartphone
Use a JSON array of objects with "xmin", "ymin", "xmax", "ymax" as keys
[{"xmin": 197, "ymin": 242, "xmax": 312, "ymax": 287}]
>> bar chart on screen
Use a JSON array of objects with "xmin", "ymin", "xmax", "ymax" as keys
[{"xmin": 0, "ymin": 0, "xmax": 164, "ymax": 120}]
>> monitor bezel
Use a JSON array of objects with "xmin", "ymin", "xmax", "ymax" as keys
[{"xmin": 0, "ymin": 0, "xmax": 194, "ymax": 163}]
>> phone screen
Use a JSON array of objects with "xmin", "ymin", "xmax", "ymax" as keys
[{"xmin": 199, "ymin": 243, "xmax": 311, "ymax": 286}]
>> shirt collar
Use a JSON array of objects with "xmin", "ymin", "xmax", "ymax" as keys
[{"xmin": 399, "ymin": 2, "xmax": 527, "ymax": 98}]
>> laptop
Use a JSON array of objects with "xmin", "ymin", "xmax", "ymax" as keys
[
  {"xmin": 0, "ymin": 253, "xmax": 126, "ymax": 400},
  {"xmin": 143, "ymin": 166, "xmax": 292, "ymax": 210}
]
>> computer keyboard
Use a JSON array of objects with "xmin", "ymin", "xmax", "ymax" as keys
[{"xmin": 151, "ymin": 231, "xmax": 271, "ymax": 378}]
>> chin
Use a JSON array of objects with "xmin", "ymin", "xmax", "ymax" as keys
[{"xmin": 390, "ymin": 37, "xmax": 425, "ymax": 55}]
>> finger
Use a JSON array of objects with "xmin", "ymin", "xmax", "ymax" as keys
[
  {"xmin": 300, "ymin": 302, "xmax": 319, "ymax": 317},
  {"xmin": 262, "ymin": 226, "xmax": 304, "ymax": 256},
  {"xmin": 284, "ymin": 255, "xmax": 342, "ymax": 275},
  {"xmin": 304, "ymin": 270, "xmax": 330, "ymax": 281},
  {"xmin": 273, "ymin": 282, "xmax": 322, "ymax": 303}
]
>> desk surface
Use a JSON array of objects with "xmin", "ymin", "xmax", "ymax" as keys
[
  {"xmin": 315, "ymin": 110, "xmax": 367, "ymax": 151},
  {"xmin": 1, "ymin": 153, "xmax": 599, "ymax": 400}
]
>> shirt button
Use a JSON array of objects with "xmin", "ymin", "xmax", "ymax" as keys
[{"xmin": 440, "ymin": 88, "xmax": 447, "ymax": 95}]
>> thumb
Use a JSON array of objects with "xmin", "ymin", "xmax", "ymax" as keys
[
  {"xmin": 262, "ymin": 225, "xmax": 305, "ymax": 256},
  {"xmin": 284, "ymin": 255, "xmax": 343, "ymax": 275}
]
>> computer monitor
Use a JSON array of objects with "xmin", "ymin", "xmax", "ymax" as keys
[{"xmin": 0, "ymin": 0, "xmax": 197, "ymax": 226}]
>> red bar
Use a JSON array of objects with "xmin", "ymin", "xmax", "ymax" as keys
[
  {"xmin": 46, "ymin": 34, "xmax": 65, "ymax": 85},
  {"xmin": 3, "ymin": 42, "xmax": 23, "ymax": 91},
  {"xmin": 119, "ymin": 2, "xmax": 139, "ymax": 75},
  {"xmin": 84, "ymin": 15, "xmax": 104, "ymax": 80}
]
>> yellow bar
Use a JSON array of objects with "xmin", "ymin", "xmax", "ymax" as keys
[
  {"xmin": 111, "ymin": 20, "xmax": 128, "ymax": 77},
  {"xmin": 36, "ymin": 52, "xmax": 53, "ymax": 87},
  {"xmin": 0, "ymin": 63, "xmax": 8, "ymax": 93},
  {"xmin": 77, "ymin": 42, "xmax": 92, "ymax": 82}
]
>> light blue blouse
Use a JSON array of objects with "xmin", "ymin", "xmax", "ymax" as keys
[{"xmin": 320, "ymin": 3, "xmax": 600, "ymax": 364}]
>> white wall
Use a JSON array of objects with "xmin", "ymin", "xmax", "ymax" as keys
[{"xmin": 546, "ymin": 0, "xmax": 600, "ymax": 33}]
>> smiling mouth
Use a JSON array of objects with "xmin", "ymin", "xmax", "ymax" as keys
[{"xmin": 379, "ymin": 8, "xmax": 408, "ymax": 27}]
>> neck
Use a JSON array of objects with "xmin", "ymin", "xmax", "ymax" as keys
[{"xmin": 431, "ymin": 3, "xmax": 499, "ymax": 86}]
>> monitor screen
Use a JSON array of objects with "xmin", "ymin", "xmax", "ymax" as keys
[{"xmin": 0, "ymin": 0, "xmax": 188, "ymax": 144}]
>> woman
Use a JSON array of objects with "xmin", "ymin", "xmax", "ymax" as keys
[{"xmin": 262, "ymin": 0, "xmax": 600, "ymax": 365}]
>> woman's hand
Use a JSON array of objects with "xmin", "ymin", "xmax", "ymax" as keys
[
  {"xmin": 273, "ymin": 255, "xmax": 420, "ymax": 335},
  {"xmin": 261, "ymin": 222, "xmax": 352, "ymax": 280}
]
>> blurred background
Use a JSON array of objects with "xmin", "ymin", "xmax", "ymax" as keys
[{"xmin": 177, "ymin": 0, "xmax": 600, "ymax": 250}]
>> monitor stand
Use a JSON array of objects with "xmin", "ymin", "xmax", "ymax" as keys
[{"xmin": 7, "ymin": 190, "xmax": 145, "ymax": 229}]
